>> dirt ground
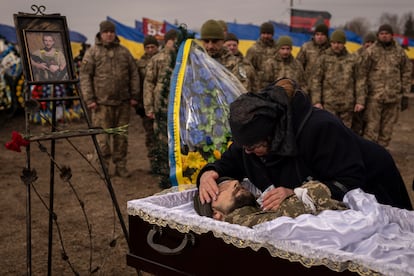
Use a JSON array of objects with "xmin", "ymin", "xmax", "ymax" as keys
[{"xmin": 1, "ymin": 95, "xmax": 413, "ymax": 275}]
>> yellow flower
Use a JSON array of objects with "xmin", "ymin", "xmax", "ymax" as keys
[
  {"xmin": 181, "ymin": 154, "xmax": 188, "ymax": 171},
  {"xmin": 186, "ymin": 151, "xmax": 207, "ymax": 169},
  {"xmin": 227, "ymin": 140, "xmax": 233, "ymax": 148},
  {"xmin": 213, "ymin": 149, "xmax": 221, "ymax": 159}
]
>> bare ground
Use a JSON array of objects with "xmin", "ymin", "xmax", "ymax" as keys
[{"xmin": 0, "ymin": 96, "xmax": 413, "ymax": 275}]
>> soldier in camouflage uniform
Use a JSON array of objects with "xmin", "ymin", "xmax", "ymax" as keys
[
  {"xmin": 262, "ymin": 35, "xmax": 307, "ymax": 90},
  {"xmin": 143, "ymin": 29, "xmax": 178, "ymax": 188},
  {"xmin": 359, "ymin": 24, "xmax": 412, "ymax": 148},
  {"xmin": 193, "ymin": 178, "xmax": 347, "ymax": 227},
  {"xmin": 245, "ymin": 22, "xmax": 278, "ymax": 90},
  {"xmin": 351, "ymin": 32, "xmax": 376, "ymax": 135},
  {"xmin": 200, "ymin": 19, "xmax": 257, "ymax": 92},
  {"xmin": 224, "ymin": 33, "xmax": 244, "ymax": 62},
  {"xmin": 309, "ymin": 30, "xmax": 364, "ymax": 128},
  {"xmin": 296, "ymin": 24, "xmax": 330, "ymax": 89},
  {"xmin": 136, "ymin": 35, "xmax": 159, "ymax": 161},
  {"xmin": 80, "ymin": 20, "xmax": 139, "ymax": 178}
]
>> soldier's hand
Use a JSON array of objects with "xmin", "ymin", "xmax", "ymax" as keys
[
  {"xmin": 314, "ymin": 103, "xmax": 323, "ymax": 109},
  {"xmin": 130, "ymin": 99, "xmax": 138, "ymax": 107},
  {"xmin": 261, "ymin": 186, "xmax": 294, "ymax": 211},
  {"xmin": 354, "ymin": 104, "xmax": 365, "ymax": 112}
]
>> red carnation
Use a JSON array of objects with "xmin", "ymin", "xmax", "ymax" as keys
[{"xmin": 5, "ymin": 131, "xmax": 30, "ymax": 152}]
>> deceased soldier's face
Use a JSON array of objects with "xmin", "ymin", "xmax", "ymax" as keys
[
  {"xmin": 211, "ymin": 180, "xmax": 256, "ymax": 220},
  {"xmin": 42, "ymin": 35, "xmax": 55, "ymax": 50}
]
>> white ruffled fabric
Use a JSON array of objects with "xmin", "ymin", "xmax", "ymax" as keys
[{"xmin": 127, "ymin": 187, "xmax": 414, "ymax": 276}]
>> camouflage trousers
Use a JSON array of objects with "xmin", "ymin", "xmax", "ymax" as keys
[
  {"xmin": 351, "ymin": 111, "xmax": 365, "ymax": 136},
  {"xmin": 91, "ymin": 103, "xmax": 130, "ymax": 168},
  {"xmin": 363, "ymin": 99, "xmax": 399, "ymax": 148},
  {"xmin": 151, "ymin": 112, "xmax": 171, "ymax": 188},
  {"xmin": 142, "ymin": 115, "xmax": 155, "ymax": 157}
]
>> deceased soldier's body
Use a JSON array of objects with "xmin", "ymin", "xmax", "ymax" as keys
[{"xmin": 193, "ymin": 177, "xmax": 348, "ymax": 227}]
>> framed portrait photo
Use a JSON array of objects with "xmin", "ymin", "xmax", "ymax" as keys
[{"xmin": 14, "ymin": 11, "xmax": 75, "ymax": 84}]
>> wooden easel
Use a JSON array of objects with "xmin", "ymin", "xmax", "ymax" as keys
[{"xmin": 14, "ymin": 6, "xmax": 129, "ymax": 275}]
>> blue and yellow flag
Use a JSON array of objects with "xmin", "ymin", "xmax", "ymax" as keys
[
  {"xmin": 69, "ymin": 30, "xmax": 87, "ymax": 57},
  {"xmin": 0, "ymin": 23, "xmax": 17, "ymax": 44},
  {"xmin": 227, "ymin": 20, "xmax": 414, "ymax": 58},
  {"xmin": 107, "ymin": 16, "xmax": 145, "ymax": 59}
]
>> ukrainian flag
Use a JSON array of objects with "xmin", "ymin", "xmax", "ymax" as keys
[
  {"xmin": 69, "ymin": 30, "xmax": 87, "ymax": 58},
  {"xmin": 228, "ymin": 21, "xmax": 364, "ymax": 57},
  {"xmin": 107, "ymin": 16, "xmax": 145, "ymax": 59},
  {"xmin": 226, "ymin": 22, "xmax": 259, "ymax": 56},
  {"xmin": 0, "ymin": 23, "xmax": 17, "ymax": 43}
]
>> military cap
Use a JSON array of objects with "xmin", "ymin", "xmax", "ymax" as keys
[
  {"xmin": 201, "ymin": 19, "xmax": 225, "ymax": 40},
  {"xmin": 314, "ymin": 24, "xmax": 329, "ymax": 36},
  {"xmin": 99, "ymin": 20, "xmax": 116, "ymax": 33},
  {"xmin": 363, "ymin": 32, "xmax": 377, "ymax": 43},
  {"xmin": 217, "ymin": 20, "xmax": 228, "ymax": 32},
  {"xmin": 277, "ymin": 36, "xmax": 293, "ymax": 48},
  {"xmin": 260, "ymin": 22, "xmax": 274, "ymax": 35},
  {"xmin": 330, "ymin": 30, "xmax": 346, "ymax": 43},
  {"xmin": 378, "ymin": 24, "xmax": 393, "ymax": 35},
  {"xmin": 144, "ymin": 35, "xmax": 159, "ymax": 47},
  {"xmin": 224, "ymin": 33, "xmax": 239, "ymax": 43}
]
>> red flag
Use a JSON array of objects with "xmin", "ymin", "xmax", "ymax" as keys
[
  {"xmin": 142, "ymin": 17, "xmax": 166, "ymax": 41},
  {"xmin": 290, "ymin": 8, "xmax": 331, "ymax": 33}
]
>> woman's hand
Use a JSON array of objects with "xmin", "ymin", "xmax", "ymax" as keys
[{"xmin": 198, "ymin": 170, "xmax": 219, "ymax": 204}]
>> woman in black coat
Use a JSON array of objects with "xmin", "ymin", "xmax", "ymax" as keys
[{"xmin": 197, "ymin": 79, "xmax": 412, "ymax": 211}]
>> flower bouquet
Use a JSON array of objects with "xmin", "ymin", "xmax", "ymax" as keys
[{"xmin": 168, "ymin": 39, "xmax": 246, "ymax": 187}]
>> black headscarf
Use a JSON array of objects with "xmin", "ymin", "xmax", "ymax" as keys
[{"xmin": 229, "ymin": 85, "xmax": 298, "ymax": 156}]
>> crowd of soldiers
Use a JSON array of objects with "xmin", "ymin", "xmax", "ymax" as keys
[{"xmin": 78, "ymin": 19, "xmax": 412, "ymax": 189}]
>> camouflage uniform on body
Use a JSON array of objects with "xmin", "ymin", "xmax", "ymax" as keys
[
  {"xmin": 350, "ymin": 32, "xmax": 376, "ymax": 135},
  {"xmin": 225, "ymin": 181, "xmax": 348, "ymax": 228},
  {"xmin": 143, "ymin": 46, "xmax": 176, "ymax": 187},
  {"xmin": 263, "ymin": 55, "xmax": 306, "ymax": 90},
  {"xmin": 80, "ymin": 31, "xmax": 139, "ymax": 172},
  {"xmin": 359, "ymin": 37, "xmax": 412, "ymax": 147},
  {"xmin": 310, "ymin": 48, "xmax": 363, "ymax": 128},
  {"xmin": 245, "ymin": 39, "xmax": 278, "ymax": 90},
  {"xmin": 137, "ymin": 51, "xmax": 156, "ymax": 155},
  {"xmin": 211, "ymin": 47, "xmax": 257, "ymax": 92},
  {"xmin": 296, "ymin": 36, "xmax": 330, "ymax": 89},
  {"xmin": 201, "ymin": 20, "xmax": 257, "ymax": 92}
]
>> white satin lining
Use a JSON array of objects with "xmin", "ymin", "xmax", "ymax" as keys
[{"xmin": 127, "ymin": 187, "xmax": 414, "ymax": 276}]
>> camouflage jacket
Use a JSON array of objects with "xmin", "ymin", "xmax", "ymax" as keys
[
  {"xmin": 213, "ymin": 47, "xmax": 257, "ymax": 92},
  {"xmin": 309, "ymin": 47, "xmax": 364, "ymax": 110},
  {"xmin": 136, "ymin": 52, "xmax": 156, "ymax": 109},
  {"xmin": 296, "ymin": 39, "xmax": 330, "ymax": 82},
  {"xmin": 359, "ymin": 40, "xmax": 412, "ymax": 103},
  {"xmin": 143, "ymin": 47, "xmax": 176, "ymax": 115},
  {"xmin": 224, "ymin": 181, "xmax": 348, "ymax": 228},
  {"xmin": 80, "ymin": 35, "xmax": 139, "ymax": 106},
  {"xmin": 262, "ymin": 54, "xmax": 307, "ymax": 91},
  {"xmin": 245, "ymin": 39, "xmax": 278, "ymax": 90}
]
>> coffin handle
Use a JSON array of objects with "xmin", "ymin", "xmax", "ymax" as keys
[{"xmin": 147, "ymin": 225, "xmax": 195, "ymax": 255}]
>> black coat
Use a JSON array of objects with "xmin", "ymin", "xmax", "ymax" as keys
[{"xmin": 198, "ymin": 91, "xmax": 412, "ymax": 210}]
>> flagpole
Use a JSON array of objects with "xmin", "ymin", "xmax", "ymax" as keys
[{"xmin": 290, "ymin": 0, "xmax": 293, "ymax": 32}]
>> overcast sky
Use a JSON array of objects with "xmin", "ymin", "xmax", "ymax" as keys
[{"xmin": 1, "ymin": 0, "xmax": 413, "ymax": 42}]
